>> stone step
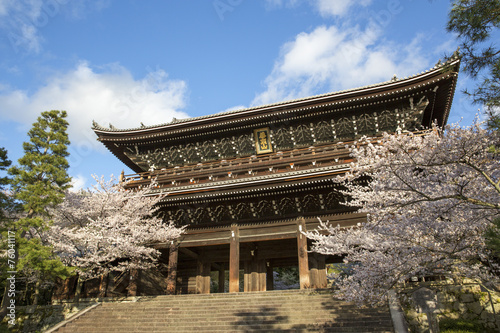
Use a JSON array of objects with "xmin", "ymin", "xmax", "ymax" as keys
[
  {"xmin": 57, "ymin": 320, "xmax": 395, "ymax": 331},
  {"xmin": 79, "ymin": 312, "xmax": 391, "ymax": 320},
  {"xmin": 81, "ymin": 311, "xmax": 390, "ymax": 319},
  {"xmin": 68, "ymin": 318, "xmax": 392, "ymax": 326},
  {"xmin": 99, "ymin": 303, "xmax": 371, "ymax": 311},
  {"xmin": 68, "ymin": 314, "xmax": 392, "ymax": 323},
  {"xmin": 58, "ymin": 326, "xmax": 395, "ymax": 333},
  {"xmin": 95, "ymin": 304, "xmax": 381, "ymax": 312},
  {"xmin": 95, "ymin": 305, "xmax": 386, "ymax": 312},
  {"xmin": 50, "ymin": 290, "xmax": 395, "ymax": 333}
]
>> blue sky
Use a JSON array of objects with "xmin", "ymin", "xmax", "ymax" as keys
[{"xmin": 0, "ymin": 0, "xmax": 479, "ymax": 190}]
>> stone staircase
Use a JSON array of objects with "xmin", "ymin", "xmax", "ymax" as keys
[{"xmin": 49, "ymin": 289, "xmax": 395, "ymax": 333}]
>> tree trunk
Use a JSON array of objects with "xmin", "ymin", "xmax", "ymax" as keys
[
  {"xmin": 74, "ymin": 276, "xmax": 83, "ymax": 303},
  {"xmin": 32, "ymin": 279, "xmax": 41, "ymax": 306},
  {"xmin": 0, "ymin": 284, "xmax": 11, "ymax": 322}
]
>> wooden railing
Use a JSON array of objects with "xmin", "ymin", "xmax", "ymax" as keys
[{"xmin": 121, "ymin": 129, "xmax": 434, "ymax": 191}]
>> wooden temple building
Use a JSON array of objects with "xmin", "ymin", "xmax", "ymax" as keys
[{"xmin": 91, "ymin": 55, "xmax": 460, "ymax": 296}]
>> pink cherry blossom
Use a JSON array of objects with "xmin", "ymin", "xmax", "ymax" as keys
[
  {"xmin": 47, "ymin": 175, "xmax": 185, "ymax": 280},
  {"xmin": 306, "ymin": 122, "xmax": 500, "ymax": 305}
]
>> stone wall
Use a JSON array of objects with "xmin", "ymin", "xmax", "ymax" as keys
[
  {"xmin": 398, "ymin": 283, "xmax": 500, "ymax": 332},
  {"xmin": 1, "ymin": 301, "xmax": 95, "ymax": 333}
]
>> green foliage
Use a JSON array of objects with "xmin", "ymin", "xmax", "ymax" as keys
[
  {"xmin": 9, "ymin": 110, "xmax": 71, "ymax": 220},
  {"xmin": 448, "ymin": 0, "xmax": 500, "ymax": 268},
  {"xmin": 17, "ymin": 238, "xmax": 74, "ymax": 280},
  {"xmin": 8, "ymin": 110, "xmax": 73, "ymax": 283},
  {"xmin": 439, "ymin": 317, "xmax": 494, "ymax": 333},
  {"xmin": 0, "ymin": 147, "xmax": 13, "ymax": 246},
  {"xmin": 447, "ymin": 0, "xmax": 500, "ymax": 116},
  {"xmin": 485, "ymin": 217, "xmax": 500, "ymax": 255},
  {"xmin": 0, "ymin": 147, "xmax": 13, "ymax": 222},
  {"xmin": 275, "ymin": 267, "xmax": 299, "ymax": 287},
  {"xmin": 486, "ymin": 110, "xmax": 500, "ymax": 132}
]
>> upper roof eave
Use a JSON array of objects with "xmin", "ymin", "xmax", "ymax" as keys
[{"xmin": 92, "ymin": 56, "xmax": 460, "ymax": 137}]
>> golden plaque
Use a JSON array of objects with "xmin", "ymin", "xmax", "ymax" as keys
[{"xmin": 253, "ymin": 127, "xmax": 273, "ymax": 154}]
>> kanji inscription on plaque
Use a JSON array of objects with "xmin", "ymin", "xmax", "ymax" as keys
[{"xmin": 254, "ymin": 127, "xmax": 273, "ymax": 154}]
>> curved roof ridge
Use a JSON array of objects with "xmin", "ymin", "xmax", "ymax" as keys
[{"xmin": 92, "ymin": 54, "xmax": 460, "ymax": 133}]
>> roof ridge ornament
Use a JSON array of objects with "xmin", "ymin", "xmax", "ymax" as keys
[{"xmin": 92, "ymin": 120, "xmax": 100, "ymax": 129}]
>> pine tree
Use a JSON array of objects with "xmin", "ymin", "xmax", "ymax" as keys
[
  {"xmin": 447, "ymin": 0, "xmax": 500, "ymax": 128},
  {"xmin": 8, "ymin": 110, "xmax": 73, "ymax": 305},
  {"xmin": 0, "ymin": 148, "xmax": 15, "ymax": 322},
  {"xmin": 0, "ymin": 148, "xmax": 13, "ymax": 222}
]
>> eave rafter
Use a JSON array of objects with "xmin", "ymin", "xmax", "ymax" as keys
[
  {"xmin": 93, "ymin": 58, "xmax": 459, "ymax": 141},
  {"xmin": 92, "ymin": 57, "xmax": 460, "ymax": 174}
]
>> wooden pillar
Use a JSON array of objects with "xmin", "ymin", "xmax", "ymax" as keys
[
  {"xmin": 258, "ymin": 260, "xmax": 267, "ymax": 292},
  {"xmin": 98, "ymin": 273, "xmax": 108, "ymax": 298},
  {"xmin": 317, "ymin": 254, "xmax": 327, "ymax": 288},
  {"xmin": 196, "ymin": 259, "xmax": 211, "ymax": 294},
  {"xmin": 62, "ymin": 276, "xmax": 76, "ymax": 299},
  {"xmin": 128, "ymin": 269, "xmax": 139, "ymax": 296},
  {"xmin": 243, "ymin": 261, "xmax": 250, "ymax": 292},
  {"xmin": 218, "ymin": 264, "xmax": 225, "ymax": 293},
  {"xmin": 266, "ymin": 261, "xmax": 274, "ymax": 291},
  {"xmin": 309, "ymin": 253, "xmax": 327, "ymax": 289},
  {"xmin": 166, "ymin": 241, "xmax": 179, "ymax": 295},
  {"xmin": 244, "ymin": 256, "xmax": 266, "ymax": 292},
  {"xmin": 309, "ymin": 256, "xmax": 319, "ymax": 289},
  {"xmin": 229, "ymin": 225, "xmax": 240, "ymax": 293},
  {"xmin": 297, "ymin": 218, "xmax": 310, "ymax": 289},
  {"xmin": 251, "ymin": 260, "xmax": 259, "ymax": 292}
]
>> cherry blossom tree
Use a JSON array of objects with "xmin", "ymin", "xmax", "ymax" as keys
[
  {"xmin": 47, "ymin": 176, "xmax": 185, "ymax": 280},
  {"xmin": 306, "ymin": 122, "xmax": 500, "ymax": 305}
]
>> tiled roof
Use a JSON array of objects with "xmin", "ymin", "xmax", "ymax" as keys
[{"xmin": 92, "ymin": 54, "xmax": 460, "ymax": 134}]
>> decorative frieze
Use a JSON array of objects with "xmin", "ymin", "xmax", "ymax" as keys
[
  {"xmin": 164, "ymin": 188, "xmax": 351, "ymax": 228},
  {"xmin": 130, "ymin": 96, "xmax": 428, "ymax": 171}
]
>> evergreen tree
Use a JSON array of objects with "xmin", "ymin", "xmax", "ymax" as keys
[
  {"xmin": 8, "ymin": 110, "xmax": 73, "ymax": 305},
  {"xmin": 448, "ymin": 1, "xmax": 500, "ymax": 266},
  {"xmin": 447, "ymin": 0, "xmax": 500, "ymax": 128},
  {"xmin": 0, "ymin": 148, "xmax": 13, "ymax": 222},
  {"xmin": 0, "ymin": 148, "xmax": 15, "ymax": 322}
]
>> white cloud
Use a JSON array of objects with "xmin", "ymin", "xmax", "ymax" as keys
[
  {"xmin": 63, "ymin": 0, "xmax": 111, "ymax": 19},
  {"xmin": 0, "ymin": 61, "xmax": 190, "ymax": 152},
  {"xmin": 222, "ymin": 105, "xmax": 247, "ymax": 113},
  {"xmin": 266, "ymin": 0, "xmax": 371, "ymax": 17},
  {"xmin": 314, "ymin": 0, "xmax": 371, "ymax": 17},
  {"xmin": 70, "ymin": 174, "xmax": 87, "ymax": 192},
  {"xmin": 252, "ymin": 24, "xmax": 428, "ymax": 106},
  {"xmin": 0, "ymin": 0, "xmax": 110, "ymax": 54},
  {"xmin": 265, "ymin": 0, "xmax": 300, "ymax": 9}
]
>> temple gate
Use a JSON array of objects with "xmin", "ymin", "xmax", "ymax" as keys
[{"xmin": 91, "ymin": 56, "xmax": 460, "ymax": 295}]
